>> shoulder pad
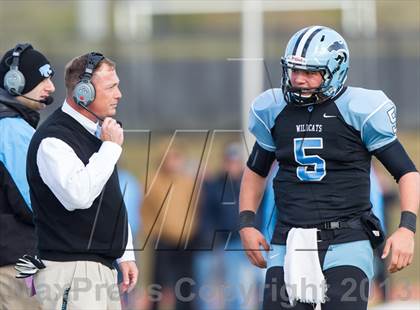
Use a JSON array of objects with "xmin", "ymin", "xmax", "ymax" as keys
[
  {"xmin": 335, "ymin": 87, "xmax": 397, "ymax": 151},
  {"xmin": 248, "ymin": 89, "xmax": 286, "ymax": 152}
]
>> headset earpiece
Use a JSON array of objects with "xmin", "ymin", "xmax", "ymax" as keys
[
  {"xmin": 73, "ymin": 78, "xmax": 96, "ymax": 107},
  {"xmin": 72, "ymin": 52, "xmax": 104, "ymax": 107},
  {"xmin": 3, "ymin": 43, "xmax": 33, "ymax": 95},
  {"xmin": 4, "ymin": 69, "xmax": 26, "ymax": 95}
]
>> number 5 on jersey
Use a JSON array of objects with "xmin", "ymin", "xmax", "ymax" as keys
[{"xmin": 294, "ymin": 138, "xmax": 326, "ymax": 181}]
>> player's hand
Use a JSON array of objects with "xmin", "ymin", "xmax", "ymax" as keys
[
  {"xmin": 239, "ymin": 227, "xmax": 270, "ymax": 268},
  {"xmin": 100, "ymin": 117, "xmax": 124, "ymax": 146},
  {"xmin": 381, "ymin": 227, "xmax": 415, "ymax": 273},
  {"xmin": 118, "ymin": 261, "xmax": 138, "ymax": 293}
]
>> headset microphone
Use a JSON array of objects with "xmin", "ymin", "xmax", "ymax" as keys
[
  {"xmin": 78, "ymin": 101, "xmax": 122, "ymax": 128},
  {"xmin": 40, "ymin": 96, "xmax": 54, "ymax": 105},
  {"xmin": 22, "ymin": 94, "xmax": 54, "ymax": 105},
  {"xmin": 78, "ymin": 102, "xmax": 104, "ymax": 123},
  {"xmin": 10, "ymin": 88, "xmax": 54, "ymax": 105}
]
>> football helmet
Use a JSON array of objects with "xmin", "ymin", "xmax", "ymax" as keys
[{"xmin": 281, "ymin": 26, "xmax": 349, "ymax": 106}]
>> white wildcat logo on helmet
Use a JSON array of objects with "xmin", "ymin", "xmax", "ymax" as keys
[
  {"xmin": 281, "ymin": 26, "xmax": 350, "ymax": 106},
  {"xmin": 38, "ymin": 64, "xmax": 53, "ymax": 78}
]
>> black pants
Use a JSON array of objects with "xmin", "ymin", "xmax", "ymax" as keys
[
  {"xmin": 263, "ymin": 265, "xmax": 369, "ymax": 310},
  {"xmin": 262, "ymin": 236, "xmax": 370, "ymax": 310}
]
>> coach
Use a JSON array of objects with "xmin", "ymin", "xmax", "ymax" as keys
[
  {"xmin": 0, "ymin": 43, "xmax": 55, "ymax": 310},
  {"xmin": 27, "ymin": 52, "xmax": 138, "ymax": 309}
]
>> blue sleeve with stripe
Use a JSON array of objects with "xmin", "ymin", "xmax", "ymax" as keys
[
  {"xmin": 362, "ymin": 99, "xmax": 397, "ymax": 152},
  {"xmin": 0, "ymin": 117, "xmax": 34, "ymax": 210},
  {"xmin": 335, "ymin": 87, "xmax": 397, "ymax": 152},
  {"xmin": 248, "ymin": 89, "xmax": 285, "ymax": 152}
]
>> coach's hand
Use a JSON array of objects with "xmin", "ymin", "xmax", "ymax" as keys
[
  {"xmin": 239, "ymin": 227, "xmax": 270, "ymax": 268},
  {"xmin": 101, "ymin": 117, "xmax": 124, "ymax": 146},
  {"xmin": 382, "ymin": 227, "xmax": 415, "ymax": 273},
  {"xmin": 119, "ymin": 261, "xmax": 138, "ymax": 293}
]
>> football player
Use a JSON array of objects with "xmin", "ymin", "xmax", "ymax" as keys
[{"xmin": 239, "ymin": 26, "xmax": 419, "ymax": 310}]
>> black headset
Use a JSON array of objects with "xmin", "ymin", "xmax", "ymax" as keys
[
  {"xmin": 72, "ymin": 52, "xmax": 104, "ymax": 107},
  {"xmin": 3, "ymin": 43, "xmax": 33, "ymax": 95}
]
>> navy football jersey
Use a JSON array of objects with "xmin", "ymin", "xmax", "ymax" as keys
[{"xmin": 249, "ymin": 86, "xmax": 396, "ymax": 241}]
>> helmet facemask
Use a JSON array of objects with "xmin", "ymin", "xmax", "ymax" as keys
[{"xmin": 281, "ymin": 58, "xmax": 333, "ymax": 107}]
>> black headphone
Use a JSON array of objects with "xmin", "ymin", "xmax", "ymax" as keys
[
  {"xmin": 72, "ymin": 52, "xmax": 104, "ymax": 107},
  {"xmin": 3, "ymin": 43, "xmax": 33, "ymax": 95}
]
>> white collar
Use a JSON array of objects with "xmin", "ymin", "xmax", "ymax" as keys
[{"xmin": 61, "ymin": 100, "xmax": 99, "ymax": 136}]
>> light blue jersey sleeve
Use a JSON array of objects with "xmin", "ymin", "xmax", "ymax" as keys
[
  {"xmin": 335, "ymin": 87, "xmax": 397, "ymax": 152},
  {"xmin": 260, "ymin": 166, "xmax": 278, "ymax": 241},
  {"xmin": 0, "ymin": 117, "xmax": 35, "ymax": 210},
  {"xmin": 361, "ymin": 98, "xmax": 397, "ymax": 152},
  {"xmin": 248, "ymin": 88, "xmax": 286, "ymax": 152}
]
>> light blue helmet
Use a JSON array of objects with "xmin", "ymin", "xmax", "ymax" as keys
[{"xmin": 281, "ymin": 26, "xmax": 349, "ymax": 106}]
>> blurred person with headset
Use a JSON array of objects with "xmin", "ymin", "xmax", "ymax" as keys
[
  {"xmin": 26, "ymin": 52, "xmax": 138, "ymax": 309},
  {"xmin": 239, "ymin": 26, "xmax": 419, "ymax": 310},
  {"xmin": 0, "ymin": 43, "xmax": 55, "ymax": 310}
]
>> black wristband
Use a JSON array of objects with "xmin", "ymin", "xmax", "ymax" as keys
[
  {"xmin": 239, "ymin": 210, "xmax": 256, "ymax": 230},
  {"xmin": 399, "ymin": 211, "xmax": 417, "ymax": 233}
]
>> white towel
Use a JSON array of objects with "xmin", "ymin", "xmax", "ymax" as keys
[{"xmin": 284, "ymin": 228, "xmax": 327, "ymax": 306}]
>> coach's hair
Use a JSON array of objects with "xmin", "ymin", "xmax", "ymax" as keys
[{"xmin": 64, "ymin": 53, "xmax": 116, "ymax": 94}]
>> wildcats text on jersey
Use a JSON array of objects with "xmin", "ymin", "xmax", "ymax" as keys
[{"xmin": 296, "ymin": 124, "xmax": 323, "ymax": 133}]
